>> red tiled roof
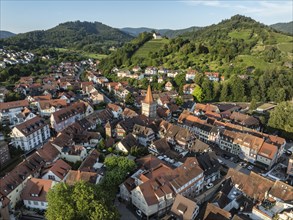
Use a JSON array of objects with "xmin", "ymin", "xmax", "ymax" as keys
[
  {"xmin": 52, "ymin": 102, "xmax": 86, "ymax": 124},
  {"xmin": 65, "ymin": 170, "xmax": 97, "ymax": 185},
  {"xmin": 37, "ymin": 143, "xmax": 60, "ymax": 163},
  {"xmin": 43, "ymin": 159, "xmax": 71, "ymax": 180},
  {"xmin": 21, "ymin": 178, "xmax": 54, "ymax": 202},
  {"xmin": 258, "ymin": 142, "xmax": 278, "ymax": 160},
  {"xmin": 0, "ymin": 100, "xmax": 29, "ymax": 111}
]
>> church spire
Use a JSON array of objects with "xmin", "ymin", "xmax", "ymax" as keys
[{"xmin": 144, "ymin": 84, "xmax": 154, "ymax": 104}]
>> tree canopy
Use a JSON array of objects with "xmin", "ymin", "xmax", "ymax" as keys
[
  {"xmin": 268, "ymin": 101, "xmax": 293, "ymax": 134},
  {"xmin": 46, "ymin": 181, "xmax": 119, "ymax": 220}
]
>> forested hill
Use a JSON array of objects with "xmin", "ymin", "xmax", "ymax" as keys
[
  {"xmin": 121, "ymin": 26, "xmax": 202, "ymax": 38},
  {"xmin": 0, "ymin": 31, "xmax": 16, "ymax": 39},
  {"xmin": 270, "ymin": 21, "xmax": 293, "ymax": 35},
  {"xmin": 100, "ymin": 15, "xmax": 293, "ymax": 74},
  {"xmin": 0, "ymin": 21, "xmax": 133, "ymax": 53}
]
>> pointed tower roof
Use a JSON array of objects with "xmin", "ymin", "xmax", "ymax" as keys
[{"xmin": 144, "ymin": 85, "xmax": 154, "ymax": 104}]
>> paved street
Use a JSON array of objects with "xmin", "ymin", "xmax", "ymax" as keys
[
  {"xmin": 218, "ymin": 155, "xmax": 251, "ymax": 175},
  {"xmin": 115, "ymin": 199, "xmax": 138, "ymax": 220}
]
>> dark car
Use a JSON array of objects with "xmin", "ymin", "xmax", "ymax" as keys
[{"xmin": 223, "ymin": 154, "xmax": 230, "ymax": 159}]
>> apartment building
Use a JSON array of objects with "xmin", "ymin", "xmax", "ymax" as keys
[{"xmin": 10, "ymin": 116, "xmax": 51, "ymax": 152}]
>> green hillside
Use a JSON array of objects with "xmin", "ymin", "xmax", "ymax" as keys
[
  {"xmin": 133, "ymin": 39, "xmax": 169, "ymax": 58},
  {"xmin": 0, "ymin": 21, "xmax": 133, "ymax": 54},
  {"xmin": 101, "ymin": 15, "xmax": 293, "ymax": 73}
]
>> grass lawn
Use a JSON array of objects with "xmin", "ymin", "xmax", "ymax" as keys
[
  {"xmin": 236, "ymin": 55, "xmax": 277, "ymax": 70},
  {"xmin": 133, "ymin": 39, "xmax": 169, "ymax": 58},
  {"xmin": 277, "ymin": 43, "xmax": 293, "ymax": 53},
  {"xmin": 270, "ymin": 32, "xmax": 293, "ymax": 43},
  {"xmin": 54, "ymin": 48, "xmax": 108, "ymax": 59},
  {"xmin": 229, "ymin": 29, "xmax": 252, "ymax": 40}
]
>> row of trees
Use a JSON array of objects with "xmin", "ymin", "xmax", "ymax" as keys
[{"xmin": 189, "ymin": 68, "xmax": 293, "ymax": 103}]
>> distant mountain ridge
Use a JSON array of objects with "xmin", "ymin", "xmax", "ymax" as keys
[
  {"xmin": 0, "ymin": 31, "xmax": 16, "ymax": 39},
  {"xmin": 270, "ymin": 21, "xmax": 293, "ymax": 35},
  {"xmin": 120, "ymin": 26, "xmax": 202, "ymax": 38},
  {"xmin": 0, "ymin": 21, "xmax": 133, "ymax": 53}
]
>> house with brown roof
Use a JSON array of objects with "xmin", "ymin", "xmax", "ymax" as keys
[
  {"xmin": 107, "ymin": 103, "xmax": 123, "ymax": 118},
  {"xmin": 10, "ymin": 116, "xmax": 51, "ymax": 152},
  {"xmin": 204, "ymin": 72, "xmax": 220, "ymax": 82},
  {"xmin": 225, "ymin": 168, "xmax": 293, "ymax": 218},
  {"xmin": 170, "ymin": 194, "xmax": 199, "ymax": 220},
  {"xmin": 37, "ymin": 99, "xmax": 67, "ymax": 116},
  {"xmin": 42, "ymin": 159, "xmax": 71, "ymax": 182},
  {"xmin": 13, "ymin": 107, "xmax": 36, "ymax": 126},
  {"xmin": 90, "ymin": 90, "xmax": 105, "ymax": 104},
  {"xmin": 65, "ymin": 170, "xmax": 101, "ymax": 185},
  {"xmin": 58, "ymin": 91, "xmax": 76, "ymax": 103},
  {"xmin": 185, "ymin": 69, "xmax": 197, "ymax": 82},
  {"xmin": 203, "ymin": 203, "xmax": 232, "ymax": 220},
  {"xmin": 268, "ymin": 180, "xmax": 293, "ymax": 203},
  {"xmin": 0, "ymin": 100, "xmax": 29, "ymax": 124},
  {"xmin": 61, "ymin": 145, "xmax": 88, "ymax": 163},
  {"xmin": 19, "ymin": 76, "xmax": 34, "ymax": 85},
  {"xmin": 132, "ymin": 124, "xmax": 155, "ymax": 146},
  {"xmin": 79, "ymin": 149, "xmax": 100, "ymax": 172},
  {"xmin": 0, "ymin": 152, "xmax": 44, "ymax": 209},
  {"xmin": 149, "ymin": 138, "xmax": 181, "ymax": 160},
  {"xmin": 256, "ymin": 142, "xmax": 278, "ymax": 169},
  {"xmin": 164, "ymin": 124, "xmax": 195, "ymax": 151},
  {"xmin": 122, "ymin": 108, "xmax": 138, "ymax": 119},
  {"xmin": 130, "ymin": 157, "xmax": 204, "ymax": 219},
  {"xmin": 116, "ymin": 134, "xmax": 138, "ymax": 153},
  {"xmin": 36, "ymin": 142, "xmax": 60, "ymax": 164},
  {"xmin": 182, "ymin": 84, "xmax": 196, "ymax": 95},
  {"xmin": 229, "ymin": 112, "xmax": 260, "ymax": 129},
  {"xmin": 22, "ymin": 178, "xmax": 56, "ymax": 210},
  {"xmin": 50, "ymin": 101, "xmax": 93, "ymax": 132}
]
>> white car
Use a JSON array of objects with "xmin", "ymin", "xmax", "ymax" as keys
[
  {"xmin": 136, "ymin": 209, "xmax": 142, "ymax": 217},
  {"xmin": 247, "ymin": 165, "xmax": 254, "ymax": 170},
  {"xmin": 206, "ymin": 183, "xmax": 214, "ymax": 189}
]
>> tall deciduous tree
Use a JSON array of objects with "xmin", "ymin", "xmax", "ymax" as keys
[
  {"xmin": 192, "ymin": 85, "xmax": 203, "ymax": 102},
  {"xmin": 220, "ymin": 82, "xmax": 230, "ymax": 102},
  {"xmin": 46, "ymin": 181, "xmax": 119, "ymax": 220},
  {"xmin": 268, "ymin": 101, "xmax": 293, "ymax": 133}
]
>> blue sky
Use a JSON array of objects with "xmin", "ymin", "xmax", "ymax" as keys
[{"xmin": 1, "ymin": 0, "xmax": 292, "ymax": 33}]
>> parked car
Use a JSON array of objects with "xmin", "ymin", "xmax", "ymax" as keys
[
  {"xmin": 218, "ymin": 158, "xmax": 224, "ymax": 164},
  {"xmin": 240, "ymin": 162, "xmax": 247, "ymax": 167},
  {"xmin": 234, "ymin": 158, "xmax": 240, "ymax": 163},
  {"xmin": 223, "ymin": 154, "xmax": 230, "ymax": 159},
  {"xmin": 206, "ymin": 183, "xmax": 214, "ymax": 189},
  {"xmin": 286, "ymin": 150, "xmax": 292, "ymax": 156},
  {"xmin": 136, "ymin": 209, "xmax": 142, "ymax": 217},
  {"xmin": 247, "ymin": 165, "xmax": 254, "ymax": 170}
]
